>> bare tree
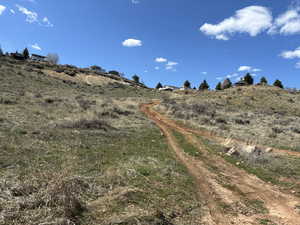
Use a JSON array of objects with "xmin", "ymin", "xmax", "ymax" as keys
[{"xmin": 47, "ymin": 53, "xmax": 59, "ymax": 64}]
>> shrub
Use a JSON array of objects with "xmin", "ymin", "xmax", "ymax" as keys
[
  {"xmin": 260, "ymin": 77, "xmax": 268, "ymax": 85},
  {"xmin": 183, "ymin": 80, "xmax": 191, "ymax": 89},
  {"xmin": 61, "ymin": 119, "xmax": 113, "ymax": 130},
  {"xmin": 90, "ymin": 65, "xmax": 105, "ymax": 73},
  {"xmin": 108, "ymin": 70, "xmax": 120, "ymax": 76},
  {"xmin": 273, "ymin": 79, "xmax": 284, "ymax": 89},
  {"xmin": 132, "ymin": 74, "xmax": 140, "ymax": 83},
  {"xmin": 47, "ymin": 53, "xmax": 59, "ymax": 64}
]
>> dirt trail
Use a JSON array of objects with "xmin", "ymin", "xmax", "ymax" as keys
[{"xmin": 140, "ymin": 102, "xmax": 300, "ymax": 225}]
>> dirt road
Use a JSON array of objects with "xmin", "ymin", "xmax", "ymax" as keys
[{"xmin": 140, "ymin": 102, "xmax": 300, "ymax": 225}]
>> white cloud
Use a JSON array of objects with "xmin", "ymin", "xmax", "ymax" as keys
[
  {"xmin": 31, "ymin": 43, "xmax": 42, "ymax": 51},
  {"xmin": 202, "ymin": 72, "xmax": 207, "ymax": 75},
  {"xmin": 216, "ymin": 34, "xmax": 229, "ymax": 40},
  {"xmin": 0, "ymin": 5, "xmax": 6, "ymax": 15},
  {"xmin": 10, "ymin": 9, "xmax": 15, "ymax": 14},
  {"xmin": 122, "ymin": 39, "xmax": 142, "ymax": 47},
  {"xmin": 269, "ymin": 6, "xmax": 300, "ymax": 35},
  {"xmin": 200, "ymin": 6, "xmax": 273, "ymax": 40},
  {"xmin": 42, "ymin": 17, "xmax": 53, "ymax": 27},
  {"xmin": 280, "ymin": 47, "xmax": 300, "ymax": 68},
  {"xmin": 16, "ymin": 5, "xmax": 38, "ymax": 23},
  {"xmin": 131, "ymin": 0, "xmax": 140, "ymax": 4},
  {"xmin": 165, "ymin": 61, "xmax": 178, "ymax": 70},
  {"xmin": 166, "ymin": 61, "xmax": 178, "ymax": 66},
  {"xmin": 155, "ymin": 57, "xmax": 167, "ymax": 63},
  {"xmin": 155, "ymin": 66, "xmax": 160, "ymax": 70},
  {"xmin": 238, "ymin": 66, "xmax": 252, "ymax": 71},
  {"xmin": 252, "ymin": 68, "xmax": 262, "ymax": 72},
  {"xmin": 280, "ymin": 47, "xmax": 300, "ymax": 59}
]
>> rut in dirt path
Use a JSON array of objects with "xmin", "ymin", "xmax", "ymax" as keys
[{"xmin": 140, "ymin": 102, "xmax": 300, "ymax": 225}]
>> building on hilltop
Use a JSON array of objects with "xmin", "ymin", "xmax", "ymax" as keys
[
  {"xmin": 31, "ymin": 54, "xmax": 47, "ymax": 62},
  {"xmin": 10, "ymin": 52, "xmax": 25, "ymax": 60}
]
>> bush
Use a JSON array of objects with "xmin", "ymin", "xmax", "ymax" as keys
[
  {"xmin": 132, "ymin": 74, "xmax": 140, "ymax": 83},
  {"xmin": 183, "ymin": 80, "xmax": 191, "ymax": 89},
  {"xmin": 47, "ymin": 53, "xmax": 59, "ymax": 64},
  {"xmin": 273, "ymin": 79, "xmax": 284, "ymax": 89},
  {"xmin": 108, "ymin": 70, "xmax": 120, "ymax": 76},
  {"xmin": 61, "ymin": 119, "xmax": 113, "ymax": 130}
]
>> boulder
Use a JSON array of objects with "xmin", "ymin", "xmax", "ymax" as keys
[
  {"xmin": 265, "ymin": 147, "xmax": 273, "ymax": 153},
  {"xmin": 226, "ymin": 147, "xmax": 239, "ymax": 156}
]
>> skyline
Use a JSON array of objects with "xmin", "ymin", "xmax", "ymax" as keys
[{"xmin": 1, "ymin": 0, "xmax": 300, "ymax": 88}]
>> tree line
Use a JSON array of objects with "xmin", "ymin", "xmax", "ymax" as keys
[{"xmin": 156, "ymin": 73, "xmax": 284, "ymax": 90}]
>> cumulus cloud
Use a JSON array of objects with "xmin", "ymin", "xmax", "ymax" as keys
[
  {"xmin": 42, "ymin": 17, "xmax": 53, "ymax": 27},
  {"xmin": 280, "ymin": 47, "xmax": 300, "ymax": 59},
  {"xmin": 155, "ymin": 57, "xmax": 167, "ymax": 63},
  {"xmin": 122, "ymin": 39, "xmax": 142, "ymax": 47},
  {"xmin": 238, "ymin": 66, "xmax": 252, "ymax": 71},
  {"xmin": 280, "ymin": 47, "xmax": 300, "ymax": 68},
  {"xmin": 269, "ymin": 6, "xmax": 300, "ymax": 35},
  {"xmin": 0, "ymin": 5, "xmax": 6, "ymax": 15},
  {"xmin": 200, "ymin": 6, "xmax": 272, "ymax": 40},
  {"xmin": 252, "ymin": 68, "xmax": 261, "ymax": 72},
  {"xmin": 31, "ymin": 43, "xmax": 42, "ymax": 51},
  {"xmin": 16, "ymin": 4, "xmax": 38, "ymax": 23},
  {"xmin": 165, "ymin": 61, "xmax": 178, "ymax": 71}
]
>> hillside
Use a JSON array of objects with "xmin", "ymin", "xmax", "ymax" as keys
[{"xmin": 1, "ymin": 56, "xmax": 300, "ymax": 225}]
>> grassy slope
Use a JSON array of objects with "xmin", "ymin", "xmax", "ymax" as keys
[
  {"xmin": 160, "ymin": 86, "xmax": 300, "ymax": 151},
  {"xmin": 0, "ymin": 57, "xmax": 201, "ymax": 225}
]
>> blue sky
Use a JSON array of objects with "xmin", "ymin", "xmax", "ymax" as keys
[{"xmin": 1, "ymin": 0, "xmax": 300, "ymax": 88}]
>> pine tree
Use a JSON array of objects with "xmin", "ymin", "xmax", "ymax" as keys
[
  {"xmin": 199, "ymin": 80, "xmax": 209, "ymax": 90},
  {"xmin": 156, "ymin": 82, "xmax": 163, "ymax": 89},
  {"xmin": 222, "ymin": 79, "xmax": 232, "ymax": 89},
  {"xmin": 244, "ymin": 73, "xmax": 254, "ymax": 85},
  {"xmin": 273, "ymin": 79, "xmax": 284, "ymax": 89},
  {"xmin": 216, "ymin": 82, "xmax": 222, "ymax": 90},
  {"xmin": 23, "ymin": 48, "xmax": 30, "ymax": 59},
  {"xmin": 183, "ymin": 80, "xmax": 191, "ymax": 89},
  {"xmin": 132, "ymin": 75, "xmax": 140, "ymax": 83},
  {"xmin": 260, "ymin": 77, "xmax": 268, "ymax": 85}
]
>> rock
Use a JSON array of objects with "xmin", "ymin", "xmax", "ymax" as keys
[
  {"xmin": 226, "ymin": 147, "xmax": 239, "ymax": 156},
  {"xmin": 265, "ymin": 147, "xmax": 273, "ymax": 153}
]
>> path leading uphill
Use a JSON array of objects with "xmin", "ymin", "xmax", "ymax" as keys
[{"xmin": 140, "ymin": 101, "xmax": 300, "ymax": 225}]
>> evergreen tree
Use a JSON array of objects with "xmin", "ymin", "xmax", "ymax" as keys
[
  {"xmin": 244, "ymin": 73, "xmax": 254, "ymax": 85},
  {"xmin": 183, "ymin": 80, "xmax": 191, "ymax": 89},
  {"xmin": 216, "ymin": 82, "xmax": 222, "ymax": 90},
  {"xmin": 222, "ymin": 79, "xmax": 232, "ymax": 89},
  {"xmin": 0, "ymin": 45, "xmax": 3, "ymax": 56},
  {"xmin": 132, "ymin": 74, "xmax": 140, "ymax": 83},
  {"xmin": 273, "ymin": 79, "xmax": 284, "ymax": 89},
  {"xmin": 156, "ymin": 82, "xmax": 163, "ymax": 89},
  {"xmin": 260, "ymin": 77, "xmax": 268, "ymax": 85},
  {"xmin": 23, "ymin": 48, "xmax": 30, "ymax": 59},
  {"xmin": 199, "ymin": 80, "xmax": 209, "ymax": 90}
]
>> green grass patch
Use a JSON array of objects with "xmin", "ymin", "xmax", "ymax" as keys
[{"xmin": 172, "ymin": 130, "xmax": 202, "ymax": 158}]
